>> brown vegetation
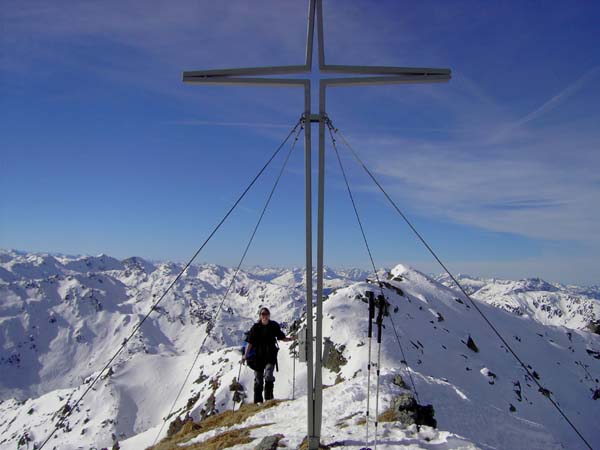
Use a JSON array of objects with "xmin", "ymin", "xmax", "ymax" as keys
[
  {"xmin": 377, "ymin": 407, "xmax": 397, "ymax": 423},
  {"xmin": 297, "ymin": 437, "xmax": 331, "ymax": 450},
  {"xmin": 147, "ymin": 400, "xmax": 284, "ymax": 450},
  {"xmin": 184, "ymin": 424, "xmax": 264, "ymax": 450}
]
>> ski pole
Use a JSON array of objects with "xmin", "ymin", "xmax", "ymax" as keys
[
  {"xmin": 292, "ymin": 347, "xmax": 296, "ymax": 400},
  {"xmin": 365, "ymin": 291, "xmax": 375, "ymax": 448},
  {"xmin": 374, "ymin": 294, "xmax": 386, "ymax": 450}
]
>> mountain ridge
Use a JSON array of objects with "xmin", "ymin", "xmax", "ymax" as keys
[{"xmin": 0, "ymin": 250, "xmax": 599, "ymax": 449}]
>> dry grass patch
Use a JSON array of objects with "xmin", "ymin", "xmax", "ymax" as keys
[
  {"xmin": 150, "ymin": 424, "xmax": 268, "ymax": 450},
  {"xmin": 297, "ymin": 437, "xmax": 331, "ymax": 450},
  {"xmin": 147, "ymin": 400, "xmax": 284, "ymax": 450},
  {"xmin": 377, "ymin": 407, "xmax": 397, "ymax": 423},
  {"xmin": 335, "ymin": 411, "xmax": 361, "ymax": 429},
  {"xmin": 184, "ymin": 424, "xmax": 265, "ymax": 450},
  {"xmin": 192, "ymin": 399, "xmax": 283, "ymax": 433}
]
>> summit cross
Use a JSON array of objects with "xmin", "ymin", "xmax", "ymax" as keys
[{"xmin": 183, "ymin": 1, "xmax": 450, "ymax": 448}]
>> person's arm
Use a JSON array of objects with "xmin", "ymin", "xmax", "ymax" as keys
[
  {"xmin": 243, "ymin": 325, "xmax": 255, "ymax": 362},
  {"xmin": 275, "ymin": 322, "xmax": 296, "ymax": 342},
  {"xmin": 243, "ymin": 343, "xmax": 252, "ymax": 360}
]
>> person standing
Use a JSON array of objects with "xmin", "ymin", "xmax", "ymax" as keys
[{"xmin": 243, "ymin": 307, "xmax": 294, "ymax": 403}]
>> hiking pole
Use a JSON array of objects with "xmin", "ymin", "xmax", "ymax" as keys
[
  {"xmin": 374, "ymin": 294, "xmax": 386, "ymax": 450},
  {"xmin": 232, "ymin": 358, "xmax": 244, "ymax": 412},
  {"xmin": 292, "ymin": 348, "xmax": 296, "ymax": 400},
  {"xmin": 364, "ymin": 291, "xmax": 376, "ymax": 449}
]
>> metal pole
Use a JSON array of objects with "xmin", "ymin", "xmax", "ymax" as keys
[
  {"xmin": 312, "ymin": 3, "xmax": 326, "ymax": 447},
  {"xmin": 305, "ymin": 4, "xmax": 317, "ymax": 448},
  {"xmin": 313, "ymin": 81, "xmax": 326, "ymax": 447},
  {"xmin": 305, "ymin": 0, "xmax": 316, "ymax": 68},
  {"xmin": 304, "ymin": 85, "xmax": 316, "ymax": 447}
]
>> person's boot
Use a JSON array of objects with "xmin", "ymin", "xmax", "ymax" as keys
[
  {"xmin": 264, "ymin": 381, "xmax": 274, "ymax": 401},
  {"xmin": 253, "ymin": 382, "xmax": 264, "ymax": 404}
]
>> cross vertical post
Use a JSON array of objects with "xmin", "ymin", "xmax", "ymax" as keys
[
  {"xmin": 303, "ymin": 5, "xmax": 315, "ymax": 440},
  {"xmin": 182, "ymin": 1, "xmax": 450, "ymax": 448}
]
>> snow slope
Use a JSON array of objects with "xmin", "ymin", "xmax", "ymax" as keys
[{"xmin": 0, "ymin": 250, "xmax": 599, "ymax": 449}]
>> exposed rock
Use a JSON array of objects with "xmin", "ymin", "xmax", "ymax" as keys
[
  {"xmin": 513, "ymin": 381, "xmax": 523, "ymax": 402},
  {"xmin": 209, "ymin": 376, "xmax": 220, "ymax": 391},
  {"xmin": 384, "ymin": 393, "xmax": 437, "ymax": 428},
  {"xmin": 466, "ymin": 336, "xmax": 479, "ymax": 353},
  {"xmin": 392, "ymin": 374, "xmax": 407, "ymax": 389},
  {"xmin": 193, "ymin": 370, "xmax": 209, "ymax": 384},
  {"xmin": 17, "ymin": 432, "xmax": 31, "ymax": 447},
  {"xmin": 254, "ymin": 433, "xmax": 284, "ymax": 450},
  {"xmin": 538, "ymin": 387, "xmax": 552, "ymax": 398},
  {"xmin": 186, "ymin": 392, "xmax": 200, "ymax": 410},
  {"xmin": 587, "ymin": 320, "xmax": 600, "ymax": 335},
  {"xmin": 167, "ymin": 414, "xmax": 192, "ymax": 438},
  {"xmin": 587, "ymin": 348, "xmax": 600, "ymax": 360},
  {"xmin": 480, "ymin": 368, "xmax": 497, "ymax": 385},
  {"xmin": 288, "ymin": 318, "xmax": 303, "ymax": 336},
  {"xmin": 322, "ymin": 338, "xmax": 347, "ymax": 373},
  {"xmin": 381, "ymin": 281, "xmax": 404, "ymax": 297},
  {"xmin": 200, "ymin": 393, "xmax": 217, "ymax": 420}
]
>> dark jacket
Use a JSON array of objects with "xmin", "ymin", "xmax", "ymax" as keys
[{"xmin": 247, "ymin": 320, "xmax": 286, "ymax": 367}]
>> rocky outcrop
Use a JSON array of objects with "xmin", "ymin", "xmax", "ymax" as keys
[
  {"xmin": 381, "ymin": 393, "xmax": 437, "ymax": 428},
  {"xmin": 254, "ymin": 434, "xmax": 284, "ymax": 450}
]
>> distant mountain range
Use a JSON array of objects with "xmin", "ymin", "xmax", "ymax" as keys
[
  {"xmin": 0, "ymin": 250, "xmax": 598, "ymax": 450},
  {"xmin": 434, "ymin": 273, "xmax": 600, "ymax": 332}
]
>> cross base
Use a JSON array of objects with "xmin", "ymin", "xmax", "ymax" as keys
[{"xmin": 309, "ymin": 436, "xmax": 322, "ymax": 449}]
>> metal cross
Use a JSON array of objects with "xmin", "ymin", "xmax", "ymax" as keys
[{"xmin": 183, "ymin": 1, "xmax": 450, "ymax": 448}]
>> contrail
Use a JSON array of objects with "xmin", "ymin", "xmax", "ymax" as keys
[
  {"xmin": 490, "ymin": 65, "xmax": 600, "ymax": 142},
  {"xmin": 513, "ymin": 65, "xmax": 600, "ymax": 128}
]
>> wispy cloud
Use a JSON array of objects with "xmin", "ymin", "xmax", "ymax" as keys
[
  {"xmin": 356, "ymin": 132, "xmax": 599, "ymax": 241},
  {"xmin": 335, "ymin": 71, "xmax": 600, "ymax": 243},
  {"xmin": 0, "ymin": 1, "xmax": 308, "ymax": 98}
]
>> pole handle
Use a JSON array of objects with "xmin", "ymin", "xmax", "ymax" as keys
[
  {"xmin": 367, "ymin": 291, "xmax": 375, "ymax": 338},
  {"xmin": 376, "ymin": 294, "xmax": 385, "ymax": 344}
]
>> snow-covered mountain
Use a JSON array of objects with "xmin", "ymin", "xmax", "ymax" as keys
[
  {"xmin": 434, "ymin": 273, "xmax": 600, "ymax": 332},
  {"xmin": 0, "ymin": 250, "xmax": 599, "ymax": 450}
]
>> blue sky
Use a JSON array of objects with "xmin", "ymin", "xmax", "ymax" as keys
[{"xmin": 1, "ymin": 0, "xmax": 599, "ymax": 285}]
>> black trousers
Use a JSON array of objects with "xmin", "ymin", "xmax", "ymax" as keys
[{"xmin": 253, "ymin": 363, "xmax": 276, "ymax": 402}]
